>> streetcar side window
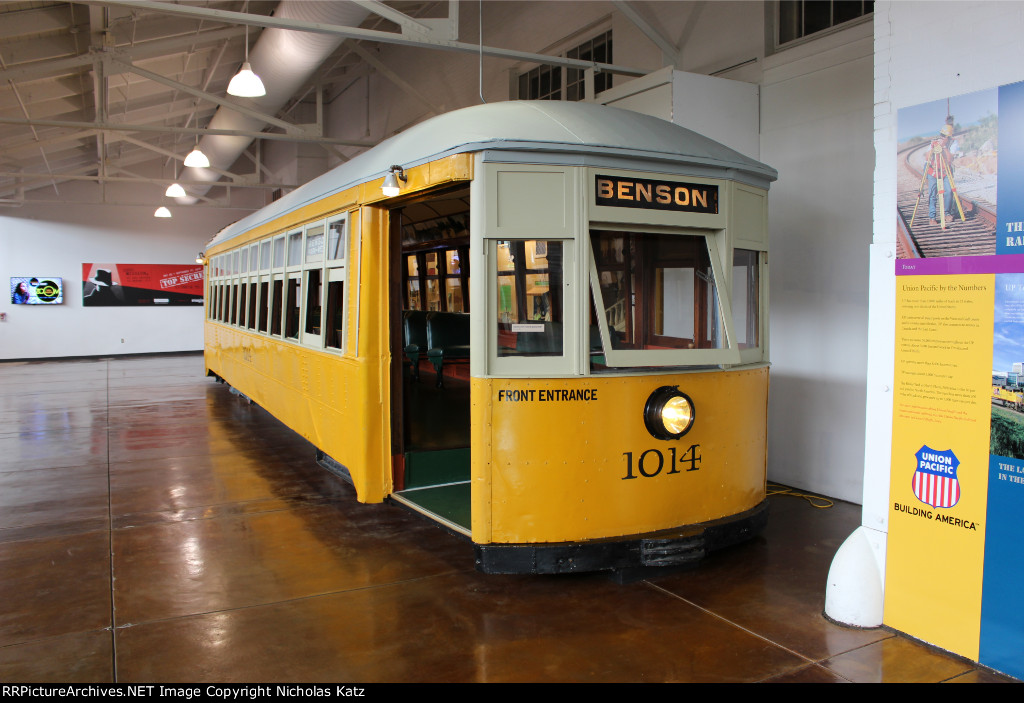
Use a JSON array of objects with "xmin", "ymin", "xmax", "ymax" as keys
[
  {"xmin": 258, "ymin": 279, "xmax": 269, "ymax": 332},
  {"xmin": 732, "ymin": 249, "xmax": 759, "ymax": 350},
  {"xmin": 284, "ymin": 275, "xmax": 301, "ymax": 339},
  {"xmin": 247, "ymin": 281, "xmax": 257, "ymax": 330},
  {"xmin": 270, "ymin": 277, "xmax": 283, "ymax": 335},
  {"xmin": 325, "ymin": 215, "xmax": 348, "ymax": 351},
  {"xmin": 237, "ymin": 280, "xmax": 247, "ymax": 327},
  {"xmin": 402, "ymin": 245, "xmax": 468, "ymax": 313}
]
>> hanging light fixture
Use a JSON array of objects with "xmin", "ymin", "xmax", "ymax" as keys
[
  {"xmin": 165, "ymin": 182, "xmax": 186, "ymax": 198},
  {"xmin": 381, "ymin": 165, "xmax": 407, "ymax": 197},
  {"xmin": 154, "ymin": 206, "xmax": 172, "ymax": 218},
  {"xmin": 165, "ymin": 160, "xmax": 186, "ymax": 197},
  {"xmin": 184, "ymin": 137, "xmax": 210, "ymax": 168},
  {"xmin": 227, "ymin": 62, "xmax": 266, "ymax": 98},
  {"xmin": 227, "ymin": 12, "xmax": 265, "ymax": 97}
]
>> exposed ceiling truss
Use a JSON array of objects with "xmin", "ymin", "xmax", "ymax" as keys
[{"xmin": 0, "ymin": 1, "xmax": 652, "ymax": 210}]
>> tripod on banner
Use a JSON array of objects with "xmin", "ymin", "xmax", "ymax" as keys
[{"xmin": 909, "ymin": 140, "xmax": 966, "ymax": 230}]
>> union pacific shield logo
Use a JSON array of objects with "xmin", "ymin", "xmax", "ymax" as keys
[{"xmin": 913, "ymin": 446, "xmax": 961, "ymax": 508}]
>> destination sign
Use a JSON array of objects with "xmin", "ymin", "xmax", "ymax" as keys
[{"xmin": 595, "ymin": 174, "xmax": 718, "ymax": 214}]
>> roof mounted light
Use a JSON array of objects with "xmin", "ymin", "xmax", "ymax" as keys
[
  {"xmin": 643, "ymin": 386, "xmax": 695, "ymax": 440},
  {"xmin": 381, "ymin": 165, "xmax": 407, "ymax": 197},
  {"xmin": 154, "ymin": 206, "xmax": 172, "ymax": 218}
]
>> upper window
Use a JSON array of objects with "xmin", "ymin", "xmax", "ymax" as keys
[
  {"xmin": 778, "ymin": 1, "xmax": 872, "ymax": 47},
  {"xmin": 517, "ymin": 30, "xmax": 612, "ymax": 102}
]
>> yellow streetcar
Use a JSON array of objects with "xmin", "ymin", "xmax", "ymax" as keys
[{"xmin": 202, "ymin": 101, "xmax": 777, "ymax": 574}]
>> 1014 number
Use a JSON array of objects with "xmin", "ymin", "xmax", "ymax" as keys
[{"xmin": 622, "ymin": 445, "xmax": 701, "ymax": 480}]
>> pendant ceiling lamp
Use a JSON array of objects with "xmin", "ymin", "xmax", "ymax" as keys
[
  {"xmin": 165, "ymin": 182, "xmax": 186, "ymax": 198},
  {"xmin": 184, "ymin": 136, "xmax": 210, "ymax": 168},
  {"xmin": 227, "ymin": 19, "xmax": 266, "ymax": 98},
  {"xmin": 154, "ymin": 206, "xmax": 172, "ymax": 218},
  {"xmin": 165, "ymin": 161, "xmax": 186, "ymax": 197}
]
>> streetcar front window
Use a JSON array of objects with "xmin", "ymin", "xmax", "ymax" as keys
[
  {"xmin": 591, "ymin": 230, "xmax": 724, "ymax": 352},
  {"xmin": 496, "ymin": 240, "xmax": 564, "ymax": 357}
]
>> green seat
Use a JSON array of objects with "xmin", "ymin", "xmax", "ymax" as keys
[{"xmin": 426, "ymin": 312, "xmax": 470, "ymax": 387}]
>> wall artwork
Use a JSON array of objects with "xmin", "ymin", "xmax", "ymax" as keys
[
  {"xmin": 10, "ymin": 277, "xmax": 63, "ymax": 305},
  {"xmin": 889, "ymin": 81, "xmax": 1024, "ymax": 679},
  {"xmin": 82, "ymin": 263, "xmax": 203, "ymax": 307}
]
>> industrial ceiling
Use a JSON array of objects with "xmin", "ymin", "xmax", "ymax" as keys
[{"xmin": 0, "ymin": 0, "xmax": 649, "ymax": 214}]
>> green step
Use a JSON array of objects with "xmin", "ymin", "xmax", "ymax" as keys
[{"xmin": 404, "ymin": 447, "xmax": 470, "ymax": 489}]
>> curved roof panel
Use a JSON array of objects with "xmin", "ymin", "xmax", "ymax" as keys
[{"xmin": 210, "ymin": 100, "xmax": 776, "ymax": 246}]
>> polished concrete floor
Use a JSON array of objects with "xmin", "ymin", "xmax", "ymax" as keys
[{"xmin": 0, "ymin": 353, "xmax": 1016, "ymax": 683}]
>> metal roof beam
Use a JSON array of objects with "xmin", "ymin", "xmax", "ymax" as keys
[
  {"xmin": 110, "ymin": 57, "xmax": 307, "ymax": 135},
  {"xmin": 0, "ymin": 115, "xmax": 375, "ymax": 147},
  {"xmin": 0, "ymin": 170, "xmax": 294, "ymax": 190},
  {"xmin": 81, "ymin": 0, "xmax": 649, "ymax": 77},
  {"xmin": 115, "ymin": 134, "xmax": 239, "ymax": 182},
  {"xmin": 0, "ymin": 26, "xmax": 246, "ymax": 84},
  {"xmin": 611, "ymin": 1, "xmax": 680, "ymax": 65},
  {"xmin": 348, "ymin": 43, "xmax": 441, "ymax": 118}
]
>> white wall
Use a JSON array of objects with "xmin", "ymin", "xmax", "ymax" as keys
[
  {"xmin": 761, "ymin": 21, "xmax": 874, "ymax": 502},
  {"xmin": 0, "ymin": 181, "xmax": 249, "ymax": 360}
]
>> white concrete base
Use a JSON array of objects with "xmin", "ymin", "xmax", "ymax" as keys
[{"xmin": 824, "ymin": 525, "xmax": 886, "ymax": 628}]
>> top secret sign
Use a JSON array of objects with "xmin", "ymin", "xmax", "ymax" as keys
[{"xmin": 595, "ymin": 174, "xmax": 719, "ymax": 214}]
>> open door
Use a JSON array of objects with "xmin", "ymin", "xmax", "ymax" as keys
[{"xmin": 388, "ymin": 186, "xmax": 473, "ymax": 535}]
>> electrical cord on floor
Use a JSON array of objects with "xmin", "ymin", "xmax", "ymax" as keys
[{"xmin": 767, "ymin": 482, "xmax": 835, "ymax": 509}]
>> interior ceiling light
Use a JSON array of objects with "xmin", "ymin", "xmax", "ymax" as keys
[
  {"xmin": 381, "ymin": 165, "xmax": 407, "ymax": 197},
  {"xmin": 227, "ymin": 19, "xmax": 265, "ymax": 98},
  {"xmin": 165, "ymin": 183, "xmax": 186, "ymax": 198},
  {"xmin": 154, "ymin": 206, "xmax": 172, "ymax": 218},
  {"xmin": 184, "ymin": 145, "xmax": 210, "ymax": 169},
  {"xmin": 228, "ymin": 62, "xmax": 266, "ymax": 98}
]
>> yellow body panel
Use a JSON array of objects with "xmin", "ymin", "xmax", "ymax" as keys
[
  {"xmin": 204, "ymin": 323, "xmax": 389, "ymax": 503},
  {"xmin": 204, "ymin": 155, "xmax": 474, "ymax": 504},
  {"xmin": 470, "ymin": 366, "xmax": 768, "ymax": 544}
]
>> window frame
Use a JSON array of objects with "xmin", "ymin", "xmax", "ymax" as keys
[
  {"xmin": 486, "ymin": 236, "xmax": 577, "ymax": 377},
  {"xmin": 772, "ymin": 0, "xmax": 873, "ymax": 53},
  {"xmin": 514, "ymin": 28, "xmax": 613, "ymax": 102},
  {"xmin": 587, "ymin": 225, "xmax": 741, "ymax": 368}
]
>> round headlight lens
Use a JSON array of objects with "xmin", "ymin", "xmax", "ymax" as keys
[{"xmin": 644, "ymin": 386, "xmax": 696, "ymax": 440}]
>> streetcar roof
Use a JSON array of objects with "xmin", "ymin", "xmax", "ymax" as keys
[{"xmin": 208, "ymin": 100, "xmax": 777, "ymax": 247}]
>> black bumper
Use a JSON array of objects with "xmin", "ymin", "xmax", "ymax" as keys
[{"xmin": 474, "ymin": 500, "xmax": 768, "ymax": 575}]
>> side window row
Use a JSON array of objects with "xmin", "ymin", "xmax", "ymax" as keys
[{"xmin": 207, "ymin": 214, "xmax": 349, "ymax": 353}]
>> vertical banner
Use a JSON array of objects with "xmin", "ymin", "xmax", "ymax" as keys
[{"xmin": 891, "ymin": 80, "xmax": 1024, "ymax": 678}]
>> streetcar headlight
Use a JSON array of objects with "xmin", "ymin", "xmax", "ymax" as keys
[{"xmin": 644, "ymin": 386, "xmax": 695, "ymax": 440}]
